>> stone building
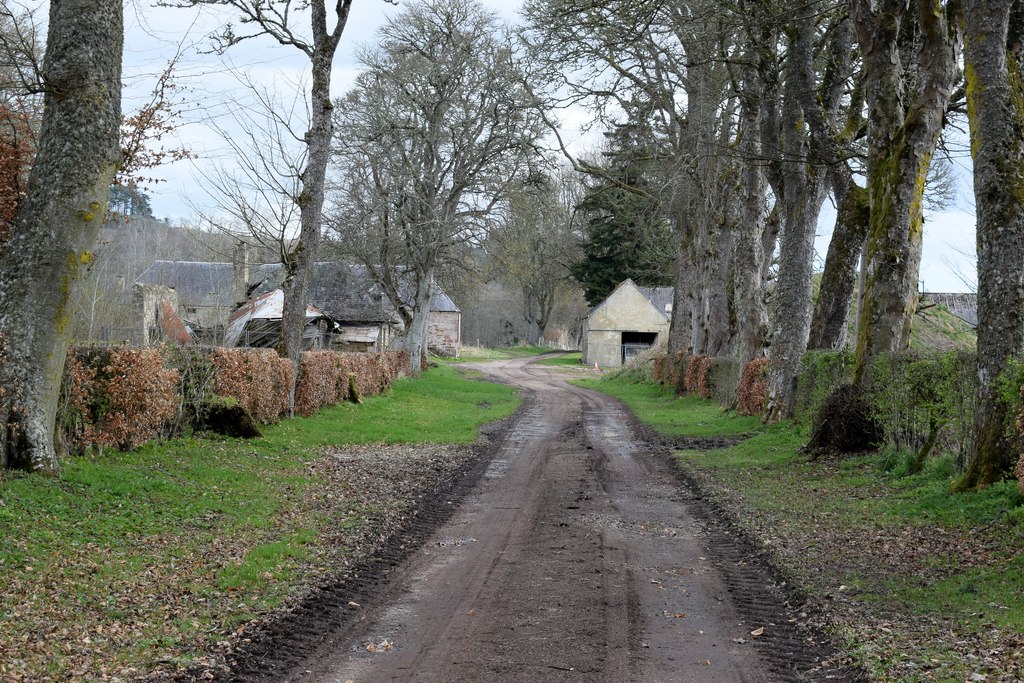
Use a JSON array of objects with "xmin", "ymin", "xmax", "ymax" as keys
[
  {"xmin": 582, "ymin": 279, "xmax": 673, "ymax": 368},
  {"xmin": 136, "ymin": 256, "xmax": 461, "ymax": 355}
]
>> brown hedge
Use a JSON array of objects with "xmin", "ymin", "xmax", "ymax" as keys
[
  {"xmin": 63, "ymin": 347, "xmax": 180, "ymax": 451},
  {"xmin": 684, "ymin": 354, "xmax": 712, "ymax": 398},
  {"xmin": 737, "ymin": 358, "xmax": 770, "ymax": 416},
  {"xmin": 57, "ymin": 346, "xmax": 409, "ymax": 456},
  {"xmin": 210, "ymin": 348, "xmax": 292, "ymax": 424}
]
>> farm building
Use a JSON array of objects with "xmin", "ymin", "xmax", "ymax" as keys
[
  {"xmin": 135, "ymin": 257, "xmax": 461, "ymax": 355},
  {"xmin": 223, "ymin": 289, "xmax": 334, "ymax": 349},
  {"xmin": 582, "ymin": 279, "xmax": 673, "ymax": 368}
]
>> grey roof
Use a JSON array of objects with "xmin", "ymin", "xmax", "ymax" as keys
[
  {"xmin": 253, "ymin": 262, "xmax": 460, "ymax": 320},
  {"xmin": 637, "ymin": 285, "xmax": 674, "ymax": 318},
  {"xmin": 135, "ymin": 260, "xmax": 278, "ymax": 309},
  {"xmin": 138, "ymin": 259, "xmax": 460, "ymax": 320},
  {"xmin": 922, "ymin": 292, "xmax": 978, "ymax": 327}
]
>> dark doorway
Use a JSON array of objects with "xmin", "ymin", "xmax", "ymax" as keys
[{"xmin": 621, "ymin": 331, "xmax": 658, "ymax": 364}]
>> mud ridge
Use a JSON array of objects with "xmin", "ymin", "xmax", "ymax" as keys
[
  {"xmin": 196, "ymin": 412, "xmax": 520, "ymax": 683},
  {"xmin": 627, "ymin": 419, "xmax": 869, "ymax": 682}
]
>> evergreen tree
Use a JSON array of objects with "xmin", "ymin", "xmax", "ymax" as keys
[{"xmin": 570, "ymin": 117, "xmax": 672, "ymax": 306}]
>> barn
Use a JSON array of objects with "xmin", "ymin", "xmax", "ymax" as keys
[{"xmin": 582, "ymin": 279, "xmax": 673, "ymax": 368}]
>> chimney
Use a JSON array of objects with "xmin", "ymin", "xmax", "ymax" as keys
[{"xmin": 232, "ymin": 241, "xmax": 250, "ymax": 305}]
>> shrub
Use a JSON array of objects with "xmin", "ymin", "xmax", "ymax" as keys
[
  {"xmin": 864, "ymin": 350, "xmax": 975, "ymax": 464},
  {"xmin": 805, "ymin": 382, "xmax": 883, "ymax": 456},
  {"xmin": 652, "ymin": 354, "xmax": 669, "ymax": 384},
  {"xmin": 165, "ymin": 346, "xmax": 217, "ymax": 434},
  {"xmin": 210, "ymin": 348, "xmax": 292, "ymax": 424},
  {"xmin": 295, "ymin": 351, "xmax": 339, "ymax": 417},
  {"xmin": 737, "ymin": 358, "xmax": 769, "ymax": 416},
  {"xmin": 793, "ymin": 351, "xmax": 855, "ymax": 425},
  {"xmin": 684, "ymin": 355, "xmax": 712, "ymax": 398},
  {"xmin": 63, "ymin": 347, "xmax": 180, "ymax": 451}
]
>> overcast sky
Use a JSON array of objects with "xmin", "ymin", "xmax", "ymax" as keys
[{"xmin": 115, "ymin": 0, "xmax": 975, "ymax": 292}]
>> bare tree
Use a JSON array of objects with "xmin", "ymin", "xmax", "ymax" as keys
[
  {"xmin": 330, "ymin": 0, "xmax": 546, "ymax": 370},
  {"xmin": 489, "ymin": 171, "xmax": 582, "ymax": 345},
  {"xmin": 0, "ymin": 0, "xmax": 123, "ymax": 471},
  {"xmin": 956, "ymin": 0, "xmax": 1024, "ymax": 490},
  {"xmin": 173, "ymin": 0, "xmax": 359, "ymax": 406},
  {"xmin": 193, "ymin": 76, "xmax": 306, "ymax": 272}
]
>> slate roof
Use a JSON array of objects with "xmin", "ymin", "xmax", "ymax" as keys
[
  {"xmin": 922, "ymin": 292, "xmax": 978, "ymax": 327},
  {"xmin": 137, "ymin": 260, "xmax": 460, "ymax": 322},
  {"xmin": 637, "ymin": 285, "xmax": 674, "ymax": 319},
  {"xmin": 135, "ymin": 261, "xmax": 279, "ymax": 309}
]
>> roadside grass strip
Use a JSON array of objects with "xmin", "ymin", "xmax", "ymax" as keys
[
  {"xmin": 0, "ymin": 364, "xmax": 518, "ymax": 681},
  {"xmin": 535, "ymin": 351, "xmax": 582, "ymax": 367},
  {"xmin": 583, "ymin": 373, "xmax": 1024, "ymax": 682},
  {"xmin": 441, "ymin": 344, "xmax": 553, "ymax": 363}
]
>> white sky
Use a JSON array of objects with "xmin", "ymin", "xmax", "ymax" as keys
[{"xmin": 114, "ymin": 0, "xmax": 977, "ymax": 292}]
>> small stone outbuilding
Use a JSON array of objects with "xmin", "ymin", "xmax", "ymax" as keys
[{"xmin": 582, "ymin": 279, "xmax": 673, "ymax": 368}]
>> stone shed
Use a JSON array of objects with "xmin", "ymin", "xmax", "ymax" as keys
[{"xmin": 582, "ymin": 279, "xmax": 673, "ymax": 368}]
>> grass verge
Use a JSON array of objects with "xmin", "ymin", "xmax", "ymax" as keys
[
  {"xmin": 535, "ymin": 351, "xmax": 582, "ymax": 367},
  {"xmin": 583, "ymin": 373, "xmax": 1024, "ymax": 682},
  {"xmin": 444, "ymin": 344, "xmax": 554, "ymax": 362},
  {"xmin": 0, "ymin": 364, "xmax": 518, "ymax": 681}
]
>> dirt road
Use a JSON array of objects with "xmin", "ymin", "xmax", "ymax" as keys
[{"xmin": 259, "ymin": 355, "xmax": 856, "ymax": 682}]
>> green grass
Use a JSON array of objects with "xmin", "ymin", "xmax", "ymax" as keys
[
  {"xmin": 587, "ymin": 371, "xmax": 1024, "ymax": 681},
  {"xmin": 268, "ymin": 364, "xmax": 518, "ymax": 446},
  {"xmin": 536, "ymin": 351, "xmax": 582, "ymax": 367},
  {"xmin": 0, "ymin": 364, "xmax": 519, "ymax": 680},
  {"xmin": 575, "ymin": 376, "xmax": 763, "ymax": 437},
  {"xmin": 443, "ymin": 344, "xmax": 554, "ymax": 362}
]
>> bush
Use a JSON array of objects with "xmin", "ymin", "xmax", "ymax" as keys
[
  {"xmin": 54, "ymin": 346, "xmax": 410, "ymax": 456},
  {"xmin": 793, "ymin": 350, "xmax": 855, "ymax": 426},
  {"xmin": 210, "ymin": 348, "xmax": 292, "ymax": 424},
  {"xmin": 62, "ymin": 347, "xmax": 180, "ymax": 451},
  {"xmin": 295, "ymin": 351, "xmax": 340, "ymax": 417},
  {"xmin": 737, "ymin": 358, "xmax": 769, "ymax": 416},
  {"xmin": 864, "ymin": 350, "xmax": 976, "ymax": 465},
  {"xmin": 684, "ymin": 355, "xmax": 712, "ymax": 398}
]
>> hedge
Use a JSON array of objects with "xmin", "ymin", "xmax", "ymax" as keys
[
  {"xmin": 58, "ymin": 346, "xmax": 410, "ymax": 455},
  {"xmin": 737, "ymin": 358, "xmax": 769, "ymax": 416}
]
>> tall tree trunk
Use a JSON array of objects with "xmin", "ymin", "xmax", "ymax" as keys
[
  {"xmin": 0, "ymin": 0, "xmax": 123, "ymax": 471},
  {"xmin": 956, "ymin": 0, "xmax": 1024, "ymax": 490},
  {"xmin": 765, "ymin": 5, "xmax": 828, "ymax": 421},
  {"xmin": 280, "ymin": 45, "xmax": 336, "ymax": 411},
  {"xmin": 734, "ymin": 68, "xmax": 769, "ymax": 364},
  {"xmin": 850, "ymin": 0, "xmax": 961, "ymax": 385},
  {"xmin": 809, "ymin": 185, "xmax": 870, "ymax": 349},
  {"xmin": 704, "ymin": 219, "xmax": 735, "ymax": 357},
  {"xmin": 404, "ymin": 266, "xmax": 435, "ymax": 372},
  {"xmin": 667, "ymin": 205, "xmax": 697, "ymax": 356},
  {"xmin": 803, "ymin": 15, "xmax": 870, "ymax": 350}
]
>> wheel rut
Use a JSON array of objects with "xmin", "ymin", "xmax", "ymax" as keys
[{"xmin": 223, "ymin": 355, "xmax": 864, "ymax": 682}]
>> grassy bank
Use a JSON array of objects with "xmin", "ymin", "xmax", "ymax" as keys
[
  {"xmin": 0, "ymin": 364, "xmax": 518, "ymax": 681},
  {"xmin": 536, "ymin": 351, "xmax": 582, "ymax": 367},
  {"xmin": 581, "ymin": 373, "xmax": 1024, "ymax": 682}
]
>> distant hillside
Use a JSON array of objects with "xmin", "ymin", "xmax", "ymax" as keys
[{"xmin": 910, "ymin": 300, "xmax": 977, "ymax": 352}]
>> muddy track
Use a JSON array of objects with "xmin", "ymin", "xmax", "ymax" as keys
[
  {"xmin": 208, "ymin": 413, "xmax": 522, "ymax": 683},
  {"xmin": 215, "ymin": 356, "xmax": 865, "ymax": 682}
]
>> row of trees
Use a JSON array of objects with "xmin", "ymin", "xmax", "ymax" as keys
[
  {"xmin": 521, "ymin": 0, "xmax": 1023, "ymax": 489},
  {"xmin": 2, "ymin": 0, "xmax": 1022, "ymax": 492}
]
